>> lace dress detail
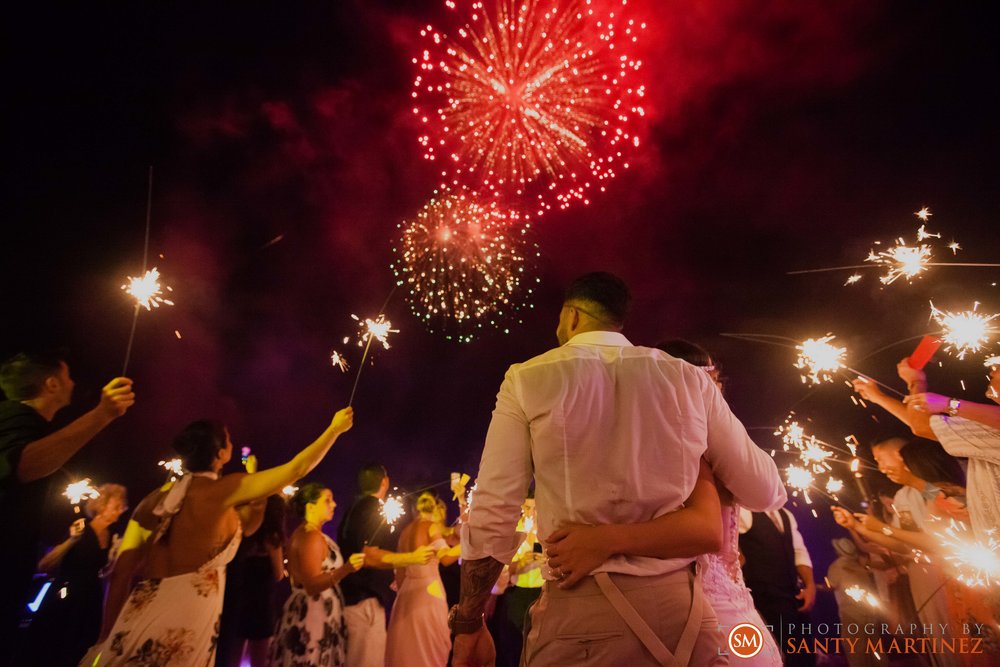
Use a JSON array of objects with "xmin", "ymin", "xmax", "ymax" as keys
[{"xmin": 698, "ymin": 505, "xmax": 781, "ymax": 666}]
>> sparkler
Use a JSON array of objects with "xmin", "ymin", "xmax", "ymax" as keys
[
  {"xmin": 391, "ymin": 189, "xmax": 540, "ymax": 342},
  {"xmin": 930, "ymin": 301, "xmax": 999, "ymax": 360},
  {"xmin": 412, "ymin": 0, "xmax": 647, "ymax": 217},
  {"xmin": 347, "ymin": 313, "xmax": 399, "ymax": 406},
  {"xmin": 789, "ymin": 209, "xmax": 1000, "ymax": 282},
  {"xmin": 120, "ymin": 167, "xmax": 168, "ymax": 377},
  {"xmin": 795, "ymin": 335, "xmax": 846, "ymax": 384},
  {"xmin": 64, "ymin": 479, "xmax": 100, "ymax": 512},
  {"xmin": 826, "ymin": 478, "xmax": 845, "ymax": 495},
  {"xmin": 282, "ymin": 485, "xmax": 299, "ymax": 499}
]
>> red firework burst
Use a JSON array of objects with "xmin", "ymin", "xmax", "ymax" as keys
[{"xmin": 412, "ymin": 0, "xmax": 646, "ymax": 218}]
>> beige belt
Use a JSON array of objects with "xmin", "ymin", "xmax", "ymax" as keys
[{"xmin": 593, "ymin": 569, "xmax": 704, "ymax": 667}]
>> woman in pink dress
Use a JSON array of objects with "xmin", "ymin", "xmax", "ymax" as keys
[
  {"xmin": 385, "ymin": 491, "xmax": 460, "ymax": 667},
  {"xmin": 658, "ymin": 340, "xmax": 781, "ymax": 665}
]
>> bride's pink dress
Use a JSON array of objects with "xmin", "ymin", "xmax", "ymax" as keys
[
  {"xmin": 699, "ymin": 505, "xmax": 782, "ymax": 665},
  {"xmin": 385, "ymin": 538, "xmax": 450, "ymax": 667}
]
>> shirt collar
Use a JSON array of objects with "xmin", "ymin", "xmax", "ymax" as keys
[{"xmin": 564, "ymin": 330, "xmax": 633, "ymax": 347}]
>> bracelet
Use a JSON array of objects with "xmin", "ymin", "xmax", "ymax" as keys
[
  {"xmin": 881, "ymin": 526, "xmax": 894, "ymax": 536},
  {"xmin": 448, "ymin": 604, "xmax": 484, "ymax": 635}
]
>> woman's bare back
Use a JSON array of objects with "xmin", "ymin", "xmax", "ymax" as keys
[{"xmin": 137, "ymin": 476, "xmax": 241, "ymax": 578}]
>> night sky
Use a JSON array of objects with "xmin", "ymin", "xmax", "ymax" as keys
[{"xmin": 3, "ymin": 1, "xmax": 999, "ymax": 618}]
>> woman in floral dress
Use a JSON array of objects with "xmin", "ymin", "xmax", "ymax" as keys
[{"xmin": 272, "ymin": 484, "xmax": 365, "ymax": 667}]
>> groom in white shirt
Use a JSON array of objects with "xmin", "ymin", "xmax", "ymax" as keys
[{"xmin": 450, "ymin": 272, "xmax": 786, "ymax": 666}]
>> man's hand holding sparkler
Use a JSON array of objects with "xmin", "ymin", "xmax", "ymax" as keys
[{"xmin": 97, "ymin": 377, "xmax": 135, "ymax": 421}]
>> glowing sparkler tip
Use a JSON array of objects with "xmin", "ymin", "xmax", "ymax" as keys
[
  {"xmin": 785, "ymin": 465, "xmax": 814, "ymax": 492},
  {"xmin": 930, "ymin": 301, "xmax": 999, "ymax": 360},
  {"xmin": 915, "ymin": 206, "xmax": 932, "ymax": 221},
  {"xmin": 64, "ymin": 479, "xmax": 100, "ymax": 506},
  {"xmin": 282, "ymin": 485, "xmax": 299, "ymax": 498},
  {"xmin": 381, "ymin": 495, "xmax": 406, "ymax": 526},
  {"xmin": 795, "ymin": 335, "xmax": 847, "ymax": 384},
  {"xmin": 122, "ymin": 268, "xmax": 173, "ymax": 311}
]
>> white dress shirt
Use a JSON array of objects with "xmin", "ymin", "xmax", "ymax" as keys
[
  {"xmin": 737, "ymin": 507, "xmax": 813, "ymax": 569},
  {"xmin": 462, "ymin": 330, "xmax": 787, "ymax": 577}
]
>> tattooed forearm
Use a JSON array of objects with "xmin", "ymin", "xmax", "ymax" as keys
[{"xmin": 457, "ymin": 556, "xmax": 505, "ymax": 619}]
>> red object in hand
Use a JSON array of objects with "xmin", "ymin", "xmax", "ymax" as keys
[{"xmin": 907, "ymin": 335, "xmax": 941, "ymax": 369}]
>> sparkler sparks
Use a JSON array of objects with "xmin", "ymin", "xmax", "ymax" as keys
[
  {"xmin": 844, "ymin": 585, "xmax": 880, "ymax": 607},
  {"xmin": 795, "ymin": 335, "xmax": 846, "ymax": 384},
  {"xmin": 412, "ymin": 0, "xmax": 647, "ymax": 217},
  {"xmin": 330, "ymin": 350, "xmax": 349, "ymax": 373},
  {"xmin": 391, "ymin": 189, "xmax": 540, "ymax": 342},
  {"xmin": 158, "ymin": 458, "xmax": 184, "ymax": 480},
  {"xmin": 282, "ymin": 485, "xmax": 299, "ymax": 498},
  {"xmin": 930, "ymin": 301, "xmax": 999, "ymax": 360},
  {"xmin": 938, "ymin": 524, "xmax": 1000, "ymax": 587},
  {"xmin": 64, "ymin": 479, "xmax": 100, "ymax": 506},
  {"xmin": 352, "ymin": 314, "xmax": 399, "ymax": 350},
  {"xmin": 785, "ymin": 466, "xmax": 814, "ymax": 492},
  {"xmin": 826, "ymin": 478, "xmax": 845, "ymax": 495},
  {"xmin": 866, "ymin": 235, "xmax": 933, "ymax": 285},
  {"xmin": 122, "ymin": 268, "xmax": 174, "ymax": 310},
  {"xmin": 915, "ymin": 206, "xmax": 932, "ymax": 222},
  {"xmin": 381, "ymin": 495, "xmax": 406, "ymax": 528}
]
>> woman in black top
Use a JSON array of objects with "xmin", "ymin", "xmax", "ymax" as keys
[{"xmin": 27, "ymin": 483, "xmax": 128, "ymax": 666}]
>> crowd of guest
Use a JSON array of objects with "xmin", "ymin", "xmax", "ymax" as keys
[{"xmin": 2, "ymin": 274, "xmax": 999, "ymax": 666}]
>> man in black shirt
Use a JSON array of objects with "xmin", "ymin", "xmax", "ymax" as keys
[
  {"xmin": 337, "ymin": 463, "xmax": 433, "ymax": 667},
  {"xmin": 0, "ymin": 351, "xmax": 135, "ymax": 662}
]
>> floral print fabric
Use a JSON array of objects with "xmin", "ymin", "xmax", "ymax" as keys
[
  {"xmin": 79, "ymin": 529, "xmax": 241, "ymax": 667},
  {"xmin": 271, "ymin": 533, "xmax": 349, "ymax": 667}
]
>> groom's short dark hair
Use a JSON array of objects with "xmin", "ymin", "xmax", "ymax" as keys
[{"xmin": 564, "ymin": 272, "xmax": 631, "ymax": 326}]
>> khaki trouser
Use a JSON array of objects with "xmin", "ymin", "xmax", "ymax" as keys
[
  {"xmin": 344, "ymin": 597, "xmax": 387, "ymax": 667},
  {"xmin": 521, "ymin": 568, "xmax": 727, "ymax": 667}
]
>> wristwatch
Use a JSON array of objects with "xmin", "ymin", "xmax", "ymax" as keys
[
  {"xmin": 448, "ymin": 604, "xmax": 484, "ymax": 635},
  {"xmin": 948, "ymin": 398, "xmax": 961, "ymax": 417}
]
